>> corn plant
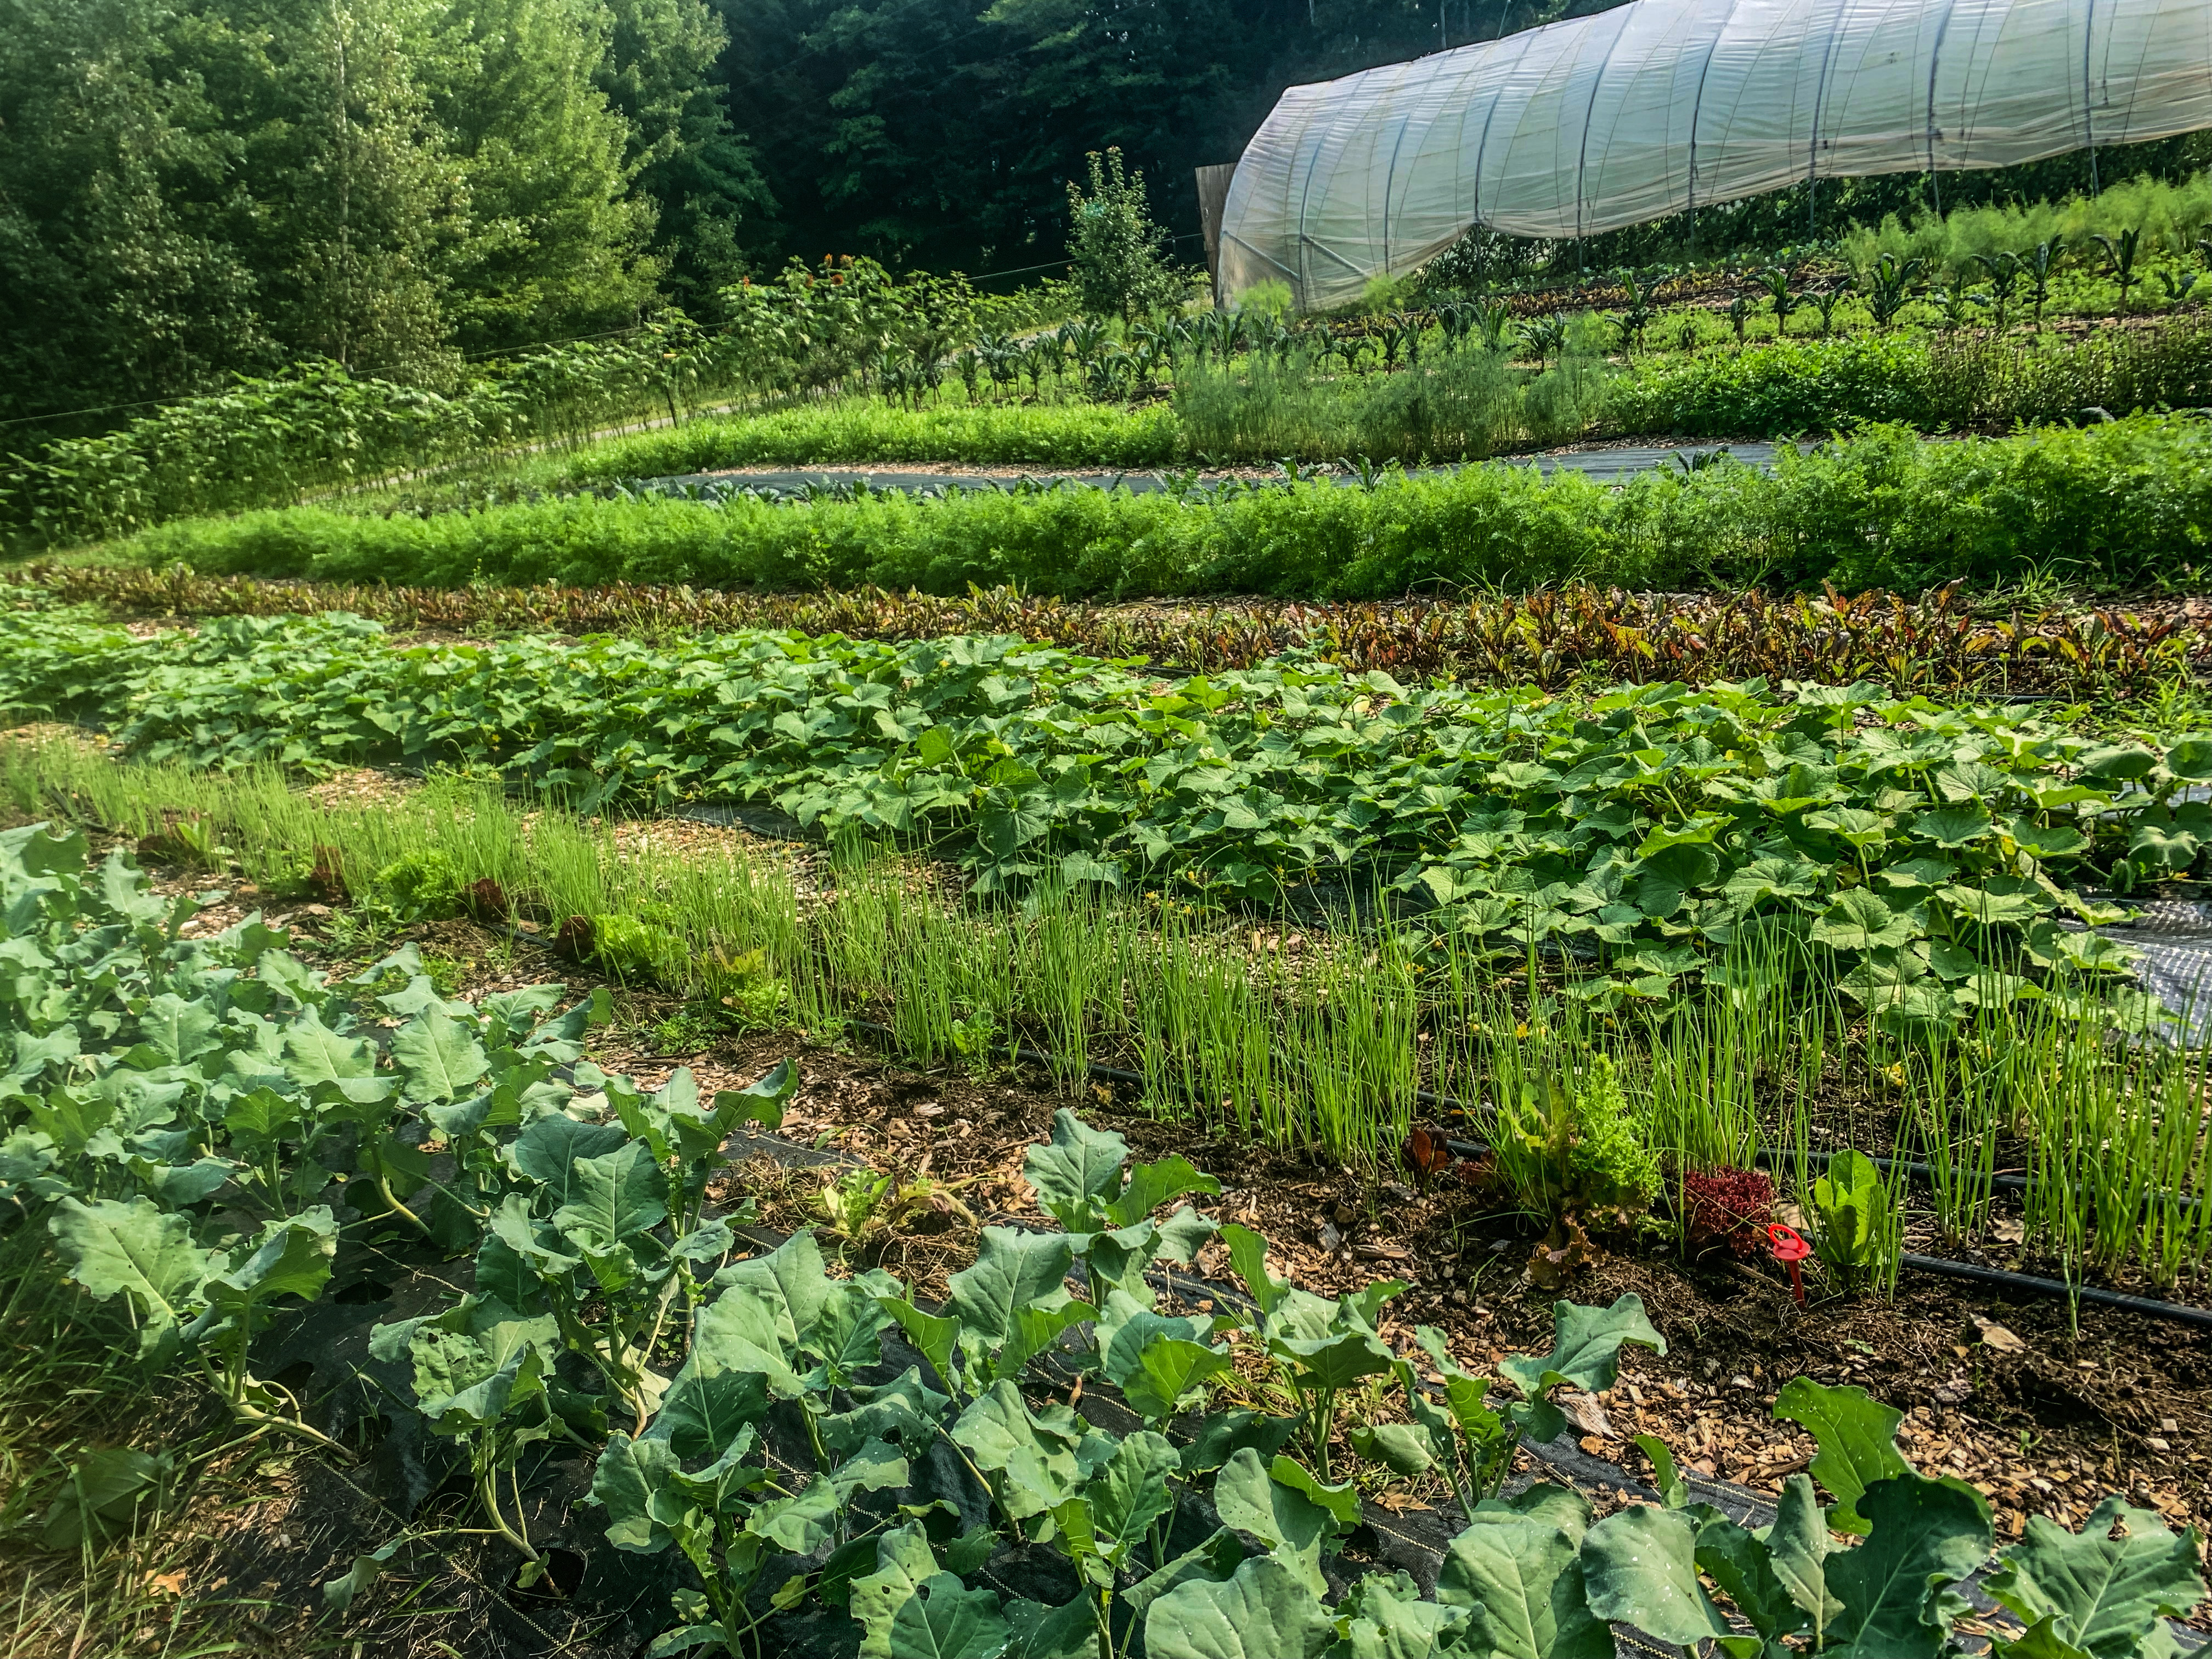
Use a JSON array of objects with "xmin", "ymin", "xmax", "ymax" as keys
[
  {"xmin": 1865, "ymin": 252, "xmax": 1927, "ymax": 329},
  {"xmin": 1813, "ymin": 272, "xmax": 1854, "ymax": 335},
  {"xmin": 1518, "ymin": 311, "xmax": 1569, "ymax": 368},
  {"xmin": 2025, "ymin": 237, "xmax": 2064, "ymax": 328},
  {"xmin": 1757, "ymin": 265, "xmax": 1799, "ymax": 333},
  {"xmin": 1974, "ymin": 250, "xmax": 2025, "ymax": 331}
]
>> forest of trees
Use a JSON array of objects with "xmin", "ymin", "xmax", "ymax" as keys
[
  {"xmin": 0, "ymin": 0, "xmax": 1568, "ymax": 431},
  {"xmin": 7, "ymin": 0, "xmax": 2205, "ymax": 438}
]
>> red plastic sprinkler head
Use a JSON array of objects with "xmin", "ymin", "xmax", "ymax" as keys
[{"xmin": 1767, "ymin": 1223, "xmax": 1813, "ymax": 1305}]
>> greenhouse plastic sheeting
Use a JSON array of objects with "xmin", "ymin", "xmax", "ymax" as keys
[{"xmin": 1218, "ymin": 0, "xmax": 2212, "ymax": 309}]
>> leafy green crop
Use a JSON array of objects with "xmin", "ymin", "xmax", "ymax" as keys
[
  {"xmin": 34, "ymin": 564, "xmax": 2194, "ymax": 701},
  {"xmin": 366, "ymin": 849, "xmax": 465, "ymax": 925},
  {"xmin": 99, "ymin": 411, "xmax": 2212, "ymax": 597},
  {"xmin": 3, "ymin": 606, "xmax": 2190, "ymax": 1032},
  {"xmin": 2, "ymin": 818, "xmax": 2199, "ymax": 1656},
  {"xmin": 1804, "ymin": 1149, "xmax": 1901, "ymax": 1295},
  {"xmin": 0, "ymin": 816, "xmax": 622, "ymax": 1450}
]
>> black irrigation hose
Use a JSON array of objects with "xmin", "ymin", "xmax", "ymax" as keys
[
  {"xmin": 1753, "ymin": 1144, "xmax": 2030, "ymax": 1195},
  {"xmin": 831, "ymin": 1016, "xmax": 2212, "ymax": 1334},
  {"xmin": 1749, "ymin": 1145, "xmax": 2205, "ymax": 1217},
  {"xmin": 501, "ymin": 932, "xmax": 2212, "ymax": 1334},
  {"xmin": 1899, "ymin": 1253, "xmax": 2212, "ymax": 1330}
]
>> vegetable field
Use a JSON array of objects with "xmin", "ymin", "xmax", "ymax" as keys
[
  {"xmin": 12, "ymin": 40, "xmax": 2212, "ymax": 1659},
  {"xmin": 13, "ymin": 166, "xmax": 2212, "ymax": 552},
  {"xmin": 94, "ymin": 413, "xmax": 2212, "ymax": 600},
  {"xmin": 2, "ymin": 602, "xmax": 2203, "ymax": 1023},
  {"xmin": 1, "ymin": 817, "xmax": 2204, "ymax": 1658},
  {"xmin": 14, "ymin": 173, "xmax": 2212, "ymax": 1659}
]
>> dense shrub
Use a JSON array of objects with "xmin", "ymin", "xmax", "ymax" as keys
[{"xmin": 113, "ymin": 414, "xmax": 2212, "ymax": 596}]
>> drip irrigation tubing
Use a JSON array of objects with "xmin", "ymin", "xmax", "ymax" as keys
[
  {"xmin": 500, "ymin": 932, "xmax": 2212, "ymax": 1330},
  {"xmin": 1748, "ymin": 1144, "xmax": 2204, "ymax": 1216},
  {"xmin": 829, "ymin": 1016, "xmax": 2212, "ymax": 1332},
  {"xmin": 1898, "ymin": 1254, "xmax": 2212, "ymax": 1329}
]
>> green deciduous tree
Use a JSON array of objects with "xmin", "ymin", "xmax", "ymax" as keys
[
  {"xmin": 219, "ymin": 0, "xmax": 465, "ymax": 380},
  {"xmin": 1064, "ymin": 146, "xmax": 1181, "ymax": 326},
  {"xmin": 423, "ymin": 0, "xmax": 662, "ymax": 353},
  {"xmin": 0, "ymin": 0, "xmax": 272, "ymax": 419},
  {"xmin": 595, "ymin": 0, "xmax": 770, "ymax": 314},
  {"xmin": 0, "ymin": 0, "xmax": 680, "ymax": 426}
]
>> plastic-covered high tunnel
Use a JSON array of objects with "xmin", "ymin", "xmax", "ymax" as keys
[{"xmin": 1216, "ymin": 0, "xmax": 2212, "ymax": 309}]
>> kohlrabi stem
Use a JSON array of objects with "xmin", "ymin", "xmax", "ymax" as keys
[
  {"xmin": 374, "ymin": 1170, "xmax": 433, "ymax": 1235},
  {"xmin": 511, "ymin": 1466, "xmax": 532, "ymax": 1555},
  {"xmin": 475, "ymin": 1466, "xmax": 538, "ymax": 1561}
]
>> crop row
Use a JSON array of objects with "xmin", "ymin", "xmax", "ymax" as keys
[
  {"xmin": 15, "ymin": 732, "xmax": 2209, "ymax": 1293},
  {"xmin": 107, "ymin": 415, "xmax": 2212, "ymax": 599},
  {"xmin": 9, "ymin": 177, "xmax": 2205, "ymax": 552},
  {"xmin": 32, "ymin": 564, "xmax": 2200, "ymax": 699},
  {"xmin": 1173, "ymin": 314, "xmax": 2212, "ymax": 467},
  {"xmin": 3, "ymin": 826, "xmax": 2201, "ymax": 1658},
  {"xmin": 489, "ymin": 318, "xmax": 2212, "ymax": 494},
  {"xmin": 3, "ymin": 598, "xmax": 2204, "ymax": 1035}
]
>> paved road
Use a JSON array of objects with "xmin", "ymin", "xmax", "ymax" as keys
[{"xmin": 645, "ymin": 440, "xmax": 1783, "ymax": 498}]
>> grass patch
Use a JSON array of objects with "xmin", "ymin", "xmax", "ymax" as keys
[{"xmin": 0, "ymin": 1229, "xmax": 295, "ymax": 1658}]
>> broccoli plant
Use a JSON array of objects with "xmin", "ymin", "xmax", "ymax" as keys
[
  {"xmin": 50, "ymin": 1197, "xmax": 342, "ymax": 1448},
  {"xmin": 1612, "ymin": 1377, "xmax": 2203, "ymax": 1659},
  {"xmin": 368, "ymin": 1289, "xmax": 606, "ymax": 1566},
  {"xmin": 1393, "ymin": 1294, "xmax": 1665, "ymax": 1515},
  {"xmin": 594, "ymin": 1413, "xmax": 909, "ymax": 1658},
  {"xmin": 1218, "ymin": 1222, "xmax": 1401, "ymax": 1484}
]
